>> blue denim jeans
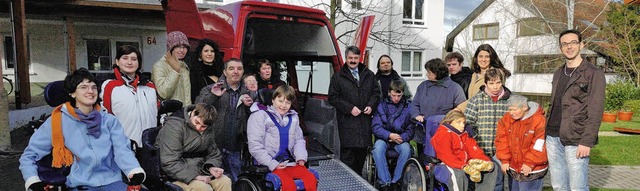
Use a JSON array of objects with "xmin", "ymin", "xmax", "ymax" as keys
[
  {"xmin": 372, "ymin": 140, "xmax": 412, "ymax": 184},
  {"xmin": 222, "ymin": 149, "xmax": 242, "ymax": 183},
  {"xmin": 510, "ymin": 177, "xmax": 543, "ymax": 191},
  {"xmin": 492, "ymin": 155, "xmax": 504, "ymax": 191},
  {"xmin": 70, "ymin": 181, "xmax": 128, "ymax": 191},
  {"xmin": 546, "ymin": 136, "xmax": 590, "ymax": 191}
]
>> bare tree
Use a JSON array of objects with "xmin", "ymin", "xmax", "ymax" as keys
[
  {"xmin": 285, "ymin": 0, "xmax": 427, "ymax": 50},
  {"xmin": 596, "ymin": 3, "xmax": 640, "ymax": 86}
]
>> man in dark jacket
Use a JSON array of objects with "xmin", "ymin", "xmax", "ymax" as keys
[
  {"xmin": 157, "ymin": 103, "xmax": 232, "ymax": 191},
  {"xmin": 546, "ymin": 29, "xmax": 605, "ymax": 191},
  {"xmin": 375, "ymin": 55, "xmax": 411, "ymax": 99},
  {"xmin": 196, "ymin": 58, "xmax": 252, "ymax": 183},
  {"xmin": 329, "ymin": 46, "xmax": 381, "ymax": 174},
  {"xmin": 446, "ymin": 52, "xmax": 473, "ymax": 99}
]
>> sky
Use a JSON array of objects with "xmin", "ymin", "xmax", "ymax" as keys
[{"xmin": 444, "ymin": 0, "xmax": 484, "ymax": 34}]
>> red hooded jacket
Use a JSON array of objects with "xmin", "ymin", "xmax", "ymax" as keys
[
  {"xmin": 432, "ymin": 124, "xmax": 490, "ymax": 169},
  {"xmin": 495, "ymin": 102, "xmax": 548, "ymax": 173}
]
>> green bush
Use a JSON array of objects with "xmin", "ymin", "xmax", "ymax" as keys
[
  {"xmin": 605, "ymin": 79, "xmax": 640, "ymax": 112},
  {"xmin": 622, "ymin": 100, "xmax": 640, "ymax": 113}
]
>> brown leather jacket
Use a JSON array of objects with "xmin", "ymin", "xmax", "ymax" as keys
[{"xmin": 547, "ymin": 59, "xmax": 605, "ymax": 147}]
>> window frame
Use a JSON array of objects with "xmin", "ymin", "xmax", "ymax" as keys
[
  {"xmin": 83, "ymin": 36, "xmax": 142, "ymax": 74},
  {"xmin": 400, "ymin": 50, "xmax": 423, "ymax": 78},
  {"xmin": 402, "ymin": 0, "xmax": 425, "ymax": 26},
  {"xmin": 514, "ymin": 54, "xmax": 564, "ymax": 74},
  {"xmin": 473, "ymin": 23, "xmax": 499, "ymax": 40},
  {"xmin": 2, "ymin": 34, "xmax": 34, "ymax": 74},
  {"xmin": 517, "ymin": 18, "xmax": 549, "ymax": 37}
]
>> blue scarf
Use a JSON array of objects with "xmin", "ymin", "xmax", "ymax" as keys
[{"xmin": 74, "ymin": 108, "xmax": 102, "ymax": 138}]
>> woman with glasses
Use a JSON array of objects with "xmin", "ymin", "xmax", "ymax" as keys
[
  {"xmin": 100, "ymin": 45, "xmax": 158, "ymax": 147},
  {"xmin": 20, "ymin": 68, "xmax": 145, "ymax": 191}
]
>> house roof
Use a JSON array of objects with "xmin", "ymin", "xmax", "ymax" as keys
[{"xmin": 444, "ymin": 0, "xmax": 495, "ymax": 52}]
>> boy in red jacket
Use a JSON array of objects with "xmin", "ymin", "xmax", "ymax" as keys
[
  {"xmin": 495, "ymin": 95, "xmax": 547, "ymax": 191},
  {"xmin": 432, "ymin": 110, "xmax": 494, "ymax": 191}
]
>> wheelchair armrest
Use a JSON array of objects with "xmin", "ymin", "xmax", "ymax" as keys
[
  {"xmin": 425, "ymin": 156, "xmax": 441, "ymax": 164},
  {"xmin": 242, "ymin": 165, "xmax": 271, "ymax": 174}
]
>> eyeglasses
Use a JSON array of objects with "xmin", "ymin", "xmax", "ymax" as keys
[
  {"xmin": 560, "ymin": 40, "xmax": 580, "ymax": 48},
  {"xmin": 77, "ymin": 85, "xmax": 98, "ymax": 92}
]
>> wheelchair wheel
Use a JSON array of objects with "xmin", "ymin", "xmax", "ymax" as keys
[
  {"xmin": 235, "ymin": 177, "xmax": 262, "ymax": 191},
  {"xmin": 363, "ymin": 151, "xmax": 377, "ymax": 185},
  {"xmin": 401, "ymin": 158, "xmax": 427, "ymax": 191}
]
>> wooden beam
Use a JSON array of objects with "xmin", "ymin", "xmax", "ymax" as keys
[
  {"xmin": 13, "ymin": 0, "xmax": 30, "ymax": 104},
  {"xmin": 67, "ymin": 0, "xmax": 162, "ymax": 11},
  {"xmin": 65, "ymin": 17, "xmax": 76, "ymax": 72}
]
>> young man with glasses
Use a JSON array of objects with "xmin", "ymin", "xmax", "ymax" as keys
[{"xmin": 546, "ymin": 29, "xmax": 605, "ymax": 191}]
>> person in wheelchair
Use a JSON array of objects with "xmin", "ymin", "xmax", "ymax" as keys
[
  {"xmin": 246, "ymin": 86, "xmax": 317, "ymax": 191},
  {"xmin": 432, "ymin": 110, "xmax": 495, "ymax": 191},
  {"xmin": 156, "ymin": 103, "xmax": 232, "ymax": 191},
  {"xmin": 371, "ymin": 80, "xmax": 413, "ymax": 191},
  {"xmin": 20, "ymin": 68, "xmax": 145, "ymax": 191}
]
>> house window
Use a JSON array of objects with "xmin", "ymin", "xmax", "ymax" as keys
[
  {"xmin": 403, "ymin": 0, "xmax": 424, "ymax": 25},
  {"xmin": 517, "ymin": 18, "xmax": 549, "ymax": 37},
  {"xmin": 473, "ymin": 23, "xmax": 499, "ymax": 40},
  {"xmin": 3, "ymin": 36, "xmax": 15, "ymax": 69},
  {"xmin": 350, "ymin": 0, "xmax": 362, "ymax": 10},
  {"xmin": 401, "ymin": 50, "xmax": 422, "ymax": 77},
  {"xmin": 514, "ymin": 54, "xmax": 564, "ymax": 73},
  {"xmin": 3, "ymin": 35, "xmax": 32, "ymax": 72},
  {"xmin": 86, "ymin": 39, "xmax": 140, "ymax": 72}
]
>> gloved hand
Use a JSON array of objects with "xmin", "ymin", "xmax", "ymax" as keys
[
  {"xmin": 128, "ymin": 173, "xmax": 145, "ymax": 185},
  {"xmin": 28, "ymin": 182, "xmax": 48, "ymax": 191},
  {"xmin": 463, "ymin": 165, "xmax": 481, "ymax": 182},
  {"xmin": 468, "ymin": 159, "xmax": 494, "ymax": 172}
]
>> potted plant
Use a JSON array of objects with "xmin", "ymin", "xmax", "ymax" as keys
[
  {"xmin": 603, "ymin": 79, "xmax": 640, "ymax": 122},
  {"xmin": 619, "ymin": 100, "xmax": 640, "ymax": 121}
]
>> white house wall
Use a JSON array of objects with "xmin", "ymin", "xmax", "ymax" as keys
[
  {"xmin": 0, "ymin": 16, "xmax": 167, "ymax": 83},
  {"xmin": 450, "ymin": 0, "xmax": 563, "ymax": 94}
]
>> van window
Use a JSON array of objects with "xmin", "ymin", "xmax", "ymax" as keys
[{"xmin": 242, "ymin": 16, "xmax": 338, "ymax": 95}]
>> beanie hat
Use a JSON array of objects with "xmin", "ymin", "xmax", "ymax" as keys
[{"xmin": 167, "ymin": 31, "xmax": 190, "ymax": 51}]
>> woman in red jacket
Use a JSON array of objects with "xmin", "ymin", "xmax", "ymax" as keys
[
  {"xmin": 432, "ymin": 110, "xmax": 495, "ymax": 191},
  {"xmin": 495, "ymin": 94, "xmax": 548, "ymax": 191}
]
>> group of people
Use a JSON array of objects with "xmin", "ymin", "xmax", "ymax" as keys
[
  {"xmin": 18, "ymin": 28, "xmax": 603, "ymax": 191},
  {"xmin": 329, "ymin": 29, "xmax": 604, "ymax": 191},
  {"xmin": 19, "ymin": 30, "xmax": 313, "ymax": 191}
]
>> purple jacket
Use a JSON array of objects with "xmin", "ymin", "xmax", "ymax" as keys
[
  {"xmin": 372, "ymin": 98, "xmax": 414, "ymax": 143},
  {"xmin": 247, "ymin": 106, "xmax": 307, "ymax": 171}
]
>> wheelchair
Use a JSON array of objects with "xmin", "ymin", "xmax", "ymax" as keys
[
  {"xmin": 362, "ymin": 120, "xmax": 422, "ymax": 190},
  {"xmin": 363, "ymin": 115, "xmax": 451, "ymax": 191},
  {"xmin": 137, "ymin": 99, "xmax": 184, "ymax": 191},
  {"xmin": 234, "ymin": 88, "xmax": 320, "ymax": 191},
  {"xmin": 37, "ymin": 81, "xmax": 165, "ymax": 191}
]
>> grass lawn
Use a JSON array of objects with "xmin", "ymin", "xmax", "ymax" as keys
[
  {"xmin": 599, "ymin": 113, "xmax": 640, "ymax": 131},
  {"xmin": 590, "ymin": 136, "xmax": 640, "ymax": 165}
]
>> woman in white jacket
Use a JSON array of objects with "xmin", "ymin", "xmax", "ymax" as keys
[{"xmin": 100, "ymin": 45, "xmax": 158, "ymax": 146}]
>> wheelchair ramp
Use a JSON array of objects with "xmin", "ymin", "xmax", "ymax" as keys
[{"xmin": 310, "ymin": 159, "xmax": 377, "ymax": 191}]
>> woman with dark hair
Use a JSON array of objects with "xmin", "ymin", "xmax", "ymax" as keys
[
  {"xmin": 101, "ymin": 45, "xmax": 157, "ymax": 146},
  {"xmin": 410, "ymin": 58, "xmax": 466, "ymax": 160},
  {"xmin": 20, "ymin": 68, "xmax": 145, "ymax": 191},
  {"xmin": 468, "ymin": 44, "xmax": 511, "ymax": 99},
  {"xmin": 190, "ymin": 38, "xmax": 223, "ymax": 103}
]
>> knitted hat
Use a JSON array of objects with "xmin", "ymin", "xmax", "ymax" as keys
[{"xmin": 166, "ymin": 31, "xmax": 190, "ymax": 51}]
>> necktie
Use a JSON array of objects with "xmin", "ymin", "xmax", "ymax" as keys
[{"xmin": 352, "ymin": 70, "xmax": 359, "ymax": 82}]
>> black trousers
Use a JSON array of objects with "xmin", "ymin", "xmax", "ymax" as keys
[{"xmin": 341, "ymin": 147, "xmax": 368, "ymax": 175}]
